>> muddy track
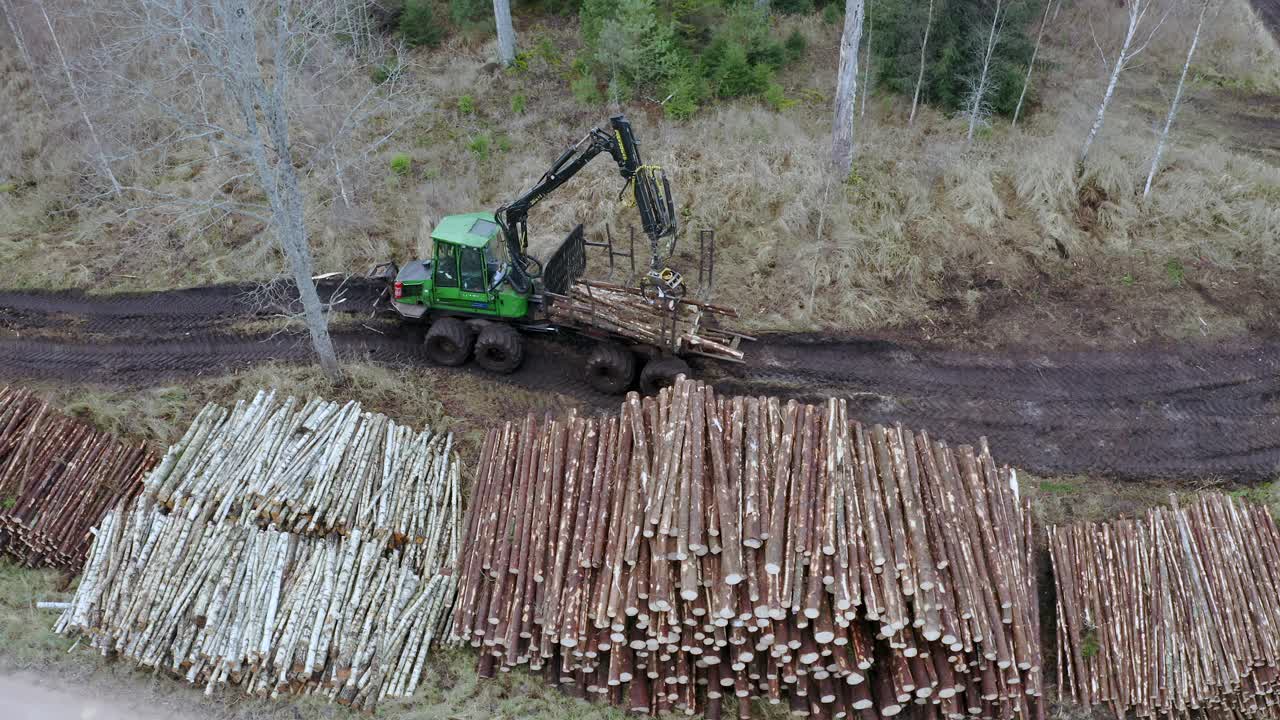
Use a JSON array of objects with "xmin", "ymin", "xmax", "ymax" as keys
[{"xmin": 0, "ymin": 287, "xmax": 1276, "ymax": 480}]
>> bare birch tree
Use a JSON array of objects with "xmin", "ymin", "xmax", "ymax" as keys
[
  {"xmin": 860, "ymin": 0, "xmax": 873, "ymax": 118},
  {"xmin": 966, "ymin": 0, "xmax": 1009, "ymax": 144},
  {"xmin": 91, "ymin": 0, "xmax": 417, "ymax": 381},
  {"xmin": 831, "ymin": 0, "xmax": 865, "ymax": 176},
  {"xmin": 36, "ymin": 0, "xmax": 122, "ymax": 198},
  {"xmin": 1012, "ymin": 0, "xmax": 1053, "ymax": 128},
  {"xmin": 1144, "ymin": 0, "xmax": 1211, "ymax": 199},
  {"xmin": 0, "ymin": 0, "xmax": 51, "ymax": 111},
  {"xmin": 493, "ymin": 0, "xmax": 515, "ymax": 66},
  {"xmin": 908, "ymin": 0, "xmax": 935, "ymax": 127},
  {"xmin": 1079, "ymin": 0, "xmax": 1173, "ymax": 163}
]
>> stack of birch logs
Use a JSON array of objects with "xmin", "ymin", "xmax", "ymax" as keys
[
  {"xmin": 455, "ymin": 377, "xmax": 1041, "ymax": 719},
  {"xmin": 144, "ymin": 389, "xmax": 458, "ymax": 544},
  {"xmin": 547, "ymin": 280, "xmax": 747, "ymax": 363},
  {"xmin": 0, "ymin": 385, "xmax": 154, "ymax": 569},
  {"xmin": 1050, "ymin": 493, "xmax": 1280, "ymax": 719},
  {"xmin": 56, "ymin": 390, "xmax": 461, "ymax": 710}
]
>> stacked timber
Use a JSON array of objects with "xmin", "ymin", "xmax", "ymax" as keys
[
  {"xmin": 547, "ymin": 280, "xmax": 748, "ymax": 362},
  {"xmin": 56, "ymin": 499, "xmax": 455, "ymax": 709},
  {"xmin": 1050, "ymin": 493, "xmax": 1280, "ymax": 719},
  {"xmin": 56, "ymin": 389, "xmax": 462, "ymax": 710},
  {"xmin": 144, "ymin": 389, "xmax": 459, "ymax": 548},
  {"xmin": 455, "ymin": 378, "xmax": 1041, "ymax": 719},
  {"xmin": 0, "ymin": 385, "xmax": 154, "ymax": 569}
]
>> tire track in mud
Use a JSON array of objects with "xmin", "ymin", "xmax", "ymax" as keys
[{"xmin": 0, "ymin": 287, "xmax": 1276, "ymax": 480}]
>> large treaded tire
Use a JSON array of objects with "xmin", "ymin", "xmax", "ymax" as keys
[
  {"xmin": 585, "ymin": 344, "xmax": 636, "ymax": 395},
  {"xmin": 425, "ymin": 317, "xmax": 472, "ymax": 366},
  {"xmin": 639, "ymin": 357, "xmax": 691, "ymax": 395},
  {"xmin": 474, "ymin": 324, "xmax": 524, "ymax": 374}
]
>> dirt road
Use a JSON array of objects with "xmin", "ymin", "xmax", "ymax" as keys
[{"xmin": 0, "ymin": 285, "xmax": 1276, "ymax": 480}]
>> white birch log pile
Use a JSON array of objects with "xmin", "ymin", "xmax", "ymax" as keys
[
  {"xmin": 546, "ymin": 281, "xmax": 749, "ymax": 363},
  {"xmin": 55, "ymin": 496, "xmax": 457, "ymax": 710},
  {"xmin": 54, "ymin": 388, "xmax": 463, "ymax": 710},
  {"xmin": 144, "ymin": 389, "xmax": 459, "ymax": 548},
  {"xmin": 1050, "ymin": 493, "xmax": 1280, "ymax": 719},
  {"xmin": 0, "ymin": 385, "xmax": 154, "ymax": 569},
  {"xmin": 454, "ymin": 377, "xmax": 1041, "ymax": 719}
]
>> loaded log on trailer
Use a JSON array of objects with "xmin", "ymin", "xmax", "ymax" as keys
[
  {"xmin": 453, "ymin": 377, "xmax": 1043, "ymax": 719},
  {"xmin": 372, "ymin": 115, "xmax": 750, "ymax": 394}
]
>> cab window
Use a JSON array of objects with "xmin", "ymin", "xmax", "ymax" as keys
[
  {"xmin": 434, "ymin": 245, "xmax": 458, "ymax": 288},
  {"xmin": 459, "ymin": 247, "xmax": 487, "ymax": 293}
]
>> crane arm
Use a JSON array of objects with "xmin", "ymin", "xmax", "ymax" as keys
[{"xmin": 495, "ymin": 115, "xmax": 676, "ymax": 289}]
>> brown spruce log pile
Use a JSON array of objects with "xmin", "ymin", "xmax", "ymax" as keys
[
  {"xmin": 55, "ymin": 389, "xmax": 462, "ymax": 710},
  {"xmin": 0, "ymin": 385, "xmax": 154, "ymax": 569},
  {"xmin": 547, "ymin": 280, "xmax": 748, "ymax": 362},
  {"xmin": 1050, "ymin": 493, "xmax": 1280, "ymax": 719},
  {"xmin": 455, "ymin": 377, "xmax": 1042, "ymax": 719}
]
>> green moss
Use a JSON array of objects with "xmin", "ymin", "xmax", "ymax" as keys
[
  {"xmin": 1082, "ymin": 627, "xmax": 1100, "ymax": 659},
  {"xmin": 390, "ymin": 153, "xmax": 413, "ymax": 177},
  {"xmin": 1038, "ymin": 480, "xmax": 1079, "ymax": 495}
]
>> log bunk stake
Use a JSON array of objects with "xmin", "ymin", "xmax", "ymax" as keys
[
  {"xmin": 55, "ymin": 389, "xmax": 463, "ymax": 711},
  {"xmin": 546, "ymin": 281, "xmax": 752, "ymax": 363},
  {"xmin": 0, "ymin": 385, "xmax": 154, "ymax": 570},
  {"xmin": 1050, "ymin": 493, "xmax": 1280, "ymax": 720},
  {"xmin": 455, "ymin": 377, "xmax": 1042, "ymax": 719}
]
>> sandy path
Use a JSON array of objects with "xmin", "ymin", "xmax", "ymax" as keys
[{"xmin": 0, "ymin": 671, "xmax": 208, "ymax": 720}]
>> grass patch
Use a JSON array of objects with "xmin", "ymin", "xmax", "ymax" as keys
[
  {"xmin": 1038, "ymin": 480, "xmax": 1079, "ymax": 495},
  {"xmin": 0, "ymin": 560, "xmax": 74, "ymax": 669}
]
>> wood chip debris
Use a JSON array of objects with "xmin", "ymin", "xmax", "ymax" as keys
[
  {"xmin": 454, "ymin": 377, "xmax": 1042, "ymax": 719},
  {"xmin": 1050, "ymin": 493, "xmax": 1280, "ymax": 719}
]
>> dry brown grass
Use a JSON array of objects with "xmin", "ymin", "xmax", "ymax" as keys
[{"xmin": 0, "ymin": 0, "xmax": 1277, "ymax": 339}]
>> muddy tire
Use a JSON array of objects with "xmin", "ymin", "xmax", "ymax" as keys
[
  {"xmin": 474, "ymin": 324, "xmax": 524, "ymax": 374},
  {"xmin": 639, "ymin": 357, "xmax": 691, "ymax": 395},
  {"xmin": 585, "ymin": 344, "xmax": 636, "ymax": 395},
  {"xmin": 425, "ymin": 318, "xmax": 472, "ymax": 366}
]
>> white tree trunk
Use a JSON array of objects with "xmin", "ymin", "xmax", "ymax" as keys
[
  {"xmin": 1, "ymin": 0, "xmax": 52, "ymax": 111},
  {"xmin": 222, "ymin": 0, "xmax": 341, "ymax": 381},
  {"xmin": 1053, "ymin": 0, "xmax": 1065, "ymax": 20},
  {"xmin": 755, "ymin": 0, "xmax": 769, "ymax": 9},
  {"xmin": 1144, "ymin": 0, "xmax": 1209, "ymax": 199},
  {"xmin": 908, "ymin": 0, "xmax": 934, "ymax": 127},
  {"xmin": 38, "ymin": 0, "xmax": 122, "ymax": 197},
  {"xmin": 831, "ymin": 0, "xmax": 865, "ymax": 177},
  {"xmin": 1013, "ymin": 0, "xmax": 1053, "ymax": 128},
  {"xmin": 492, "ymin": 0, "xmax": 515, "ymax": 67},
  {"xmin": 966, "ymin": 0, "xmax": 1005, "ymax": 144},
  {"xmin": 1081, "ymin": 0, "xmax": 1171, "ymax": 163},
  {"xmin": 861, "ymin": 0, "xmax": 873, "ymax": 118},
  {"xmin": 1081, "ymin": 41, "xmax": 1130, "ymax": 162}
]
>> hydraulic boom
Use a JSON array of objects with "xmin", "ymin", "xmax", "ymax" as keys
[{"xmin": 495, "ymin": 115, "xmax": 677, "ymax": 291}]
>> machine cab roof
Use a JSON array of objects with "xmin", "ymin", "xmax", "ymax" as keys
[{"xmin": 431, "ymin": 212, "xmax": 500, "ymax": 249}]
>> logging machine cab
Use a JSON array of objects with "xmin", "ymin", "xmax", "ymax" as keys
[
  {"xmin": 378, "ymin": 114, "xmax": 681, "ymax": 381},
  {"xmin": 391, "ymin": 212, "xmax": 532, "ymax": 322}
]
